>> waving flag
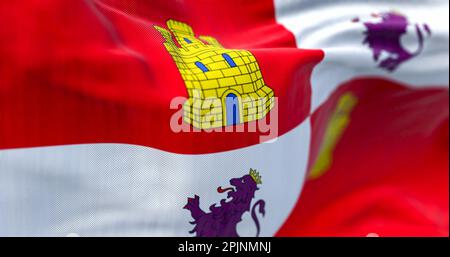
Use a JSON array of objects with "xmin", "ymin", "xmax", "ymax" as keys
[{"xmin": 0, "ymin": 0, "xmax": 448, "ymax": 236}]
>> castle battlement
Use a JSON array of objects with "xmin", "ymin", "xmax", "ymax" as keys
[{"xmin": 155, "ymin": 19, "xmax": 274, "ymax": 129}]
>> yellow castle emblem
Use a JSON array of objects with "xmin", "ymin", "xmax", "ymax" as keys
[{"xmin": 154, "ymin": 20, "xmax": 275, "ymax": 129}]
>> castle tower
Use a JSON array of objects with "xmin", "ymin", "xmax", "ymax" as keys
[{"xmin": 155, "ymin": 20, "xmax": 275, "ymax": 129}]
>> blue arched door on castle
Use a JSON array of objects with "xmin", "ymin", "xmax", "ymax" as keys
[{"xmin": 225, "ymin": 93, "xmax": 240, "ymax": 126}]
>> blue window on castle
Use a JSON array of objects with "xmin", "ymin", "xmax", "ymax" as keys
[
  {"xmin": 225, "ymin": 93, "xmax": 240, "ymax": 125},
  {"xmin": 195, "ymin": 61, "xmax": 209, "ymax": 72},
  {"xmin": 184, "ymin": 38, "xmax": 192, "ymax": 43},
  {"xmin": 222, "ymin": 53, "xmax": 236, "ymax": 67}
]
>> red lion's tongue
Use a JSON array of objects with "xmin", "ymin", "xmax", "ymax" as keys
[{"xmin": 217, "ymin": 186, "xmax": 234, "ymax": 193}]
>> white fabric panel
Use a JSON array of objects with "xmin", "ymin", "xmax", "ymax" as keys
[
  {"xmin": 0, "ymin": 119, "xmax": 311, "ymax": 236},
  {"xmin": 274, "ymin": 0, "xmax": 449, "ymax": 111}
]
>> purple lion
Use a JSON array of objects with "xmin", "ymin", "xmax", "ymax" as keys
[
  {"xmin": 183, "ymin": 169, "xmax": 266, "ymax": 237},
  {"xmin": 356, "ymin": 12, "xmax": 431, "ymax": 72}
]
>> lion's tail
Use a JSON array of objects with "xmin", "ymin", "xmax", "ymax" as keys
[
  {"xmin": 413, "ymin": 23, "xmax": 427, "ymax": 56},
  {"xmin": 251, "ymin": 199, "xmax": 266, "ymax": 237}
]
